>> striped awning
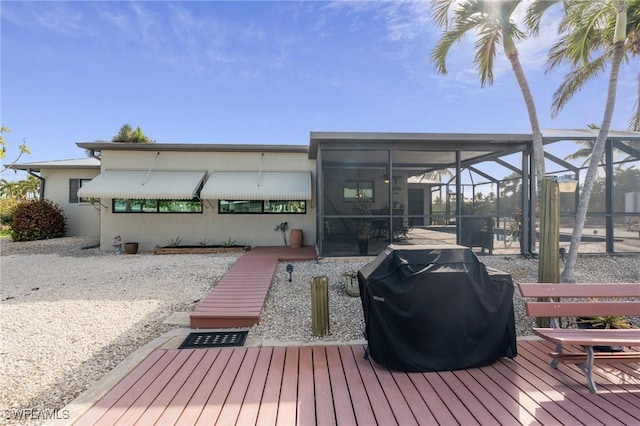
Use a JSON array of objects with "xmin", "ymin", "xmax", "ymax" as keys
[
  {"xmin": 77, "ymin": 170, "xmax": 206, "ymax": 199},
  {"xmin": 201, "ymin": 171, "xmax": 312, "ymax": 200}
]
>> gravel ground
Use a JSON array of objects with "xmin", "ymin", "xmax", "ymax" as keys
[{"xmin": 1, "ymin": 236, "xmax": 639, "ymax": 425}]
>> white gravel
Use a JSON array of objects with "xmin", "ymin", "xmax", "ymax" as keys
[
  {"xmin": 1, "ymin": 236, "xmax": 639, "ymax": 425},
  {"xmin": 0, "ymin": 237, "xmax": 240, "ymax": 425}
]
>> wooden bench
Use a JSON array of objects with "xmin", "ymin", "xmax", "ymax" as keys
[{"xmin": 518, "ymin": 283, "xmax": 640, "ymax": 393}]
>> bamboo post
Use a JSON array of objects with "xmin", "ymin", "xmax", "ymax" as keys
[
  {"xmin": 537, "ymin": 178, "xmax": 560, "ymax": 327},
  {"xmin": 311, "ymin": 276, "xmax": 330, "ymax": 336}
]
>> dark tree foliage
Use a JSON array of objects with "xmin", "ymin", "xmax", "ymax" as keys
[{"xmin": 10, "ymin": 199, "xmax": 67, "ymax": 241}]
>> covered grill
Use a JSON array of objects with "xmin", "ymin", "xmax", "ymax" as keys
[{"xmin": 358, "ymin": 245, "xmax": 517, "ymax": 371}]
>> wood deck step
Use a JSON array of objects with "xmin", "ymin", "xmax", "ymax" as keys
[{"xmin": 189, "ymin": 246, "xmax": 316, "ymax": 329}]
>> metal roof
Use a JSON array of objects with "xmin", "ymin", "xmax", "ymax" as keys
[
  {"xmin": 8, "ymin": 158, "xmax": 100, "ymax": 171},
  {"xmin": 76, "ymin": 142, "xmax": 308, "ymax": 153},
  {"xmin": 77, "ymin": 170, "xmax": 206, "ymax": 200},
  {"xmin": 308, "ymin": 131, "xmax": 534, "ymax": 159},
  {"xmin": 541, "ymin": 128, "xmax": 640, "ymax": 142},
  {"xmin": 201, "ymin": 171, "xmax": 312, "ymax": 200}
]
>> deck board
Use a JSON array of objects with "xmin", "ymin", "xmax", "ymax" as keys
[
  {"xmin": 325, "ymin": 346, "xmax": 357, "ymax": 426},
  {"xmin": 173, "ymin": 348, "xmax": 232, "ymax": 425},
  {"xmin": 75, "ymin": 341, "xmax": 640, "ymax": 426},
  {"xmin": 235, "ymin": 347, "xmax": 272, "ymax": 426},
  {"xmin": 297, "ymin": 346, "xmax": 316, "ymax": 426},
  {"xmin": 275, "ymin": 346, "xmax": 299, "ymax": 426},
  {"xmin": 190, "ymin": 246, "xmax": 316, "ymax": 328},
  {"xmin": 337, "ymin": 346, "xmax": 377, "ymax": 425},
  {"xmin": 254, "ymin": 346, "xmax": 286, "ymax": 426},
  {"xmin": 312, "ymin": 347, "xmax": 336, "ymax": 426},
  {"xmin": 406, "ymin": 372, "xmax": 456, "ymax": 425}
]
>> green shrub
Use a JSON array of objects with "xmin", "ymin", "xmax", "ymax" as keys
[
  {"xmin": 0, "ymin": 211, "xmax": 12, "ymax": 226},
  {"xmin": 10, "ymin": 199, "xmax": 67, "ymax": 241}
]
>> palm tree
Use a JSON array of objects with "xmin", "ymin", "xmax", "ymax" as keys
[
  {"xmin": 112, "ymin": 124, "xmax": 154, "ymax": 143},
  {"xmin": 20, "ymin": 176, "xmax": 40, "ymax": 199},
  {"xmin": 631, "ymin": 73, "xmax": 640, "ymax": 131},
  {"xmin": 566, "ymin": 123, "xmax": 638, "ymax": 165},
  {"xmin": 564, "ymin": 124, "xmax": 599, "ymax": 167},
  {"xmin": 431, "ymin": 0, "xmax": 546, "ymax": 182},
  {"xmin": 0, "ymin": 179, "xmax": 9, "ymax": 198},
  {"xmin": 0, "ymin": 179, "xmax": 26, "ymax": 200},
  {"xmin": 411, "ymin": 168, "xmax": 454, "ymax": 183},
  {"xmin": 531, "ymin": 0, "xmax": 639, "ymax": 282}
]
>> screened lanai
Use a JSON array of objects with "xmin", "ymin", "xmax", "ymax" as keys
[{"xmin": 310, "ymin": 130, "xmax": 640, "ymax": 258}]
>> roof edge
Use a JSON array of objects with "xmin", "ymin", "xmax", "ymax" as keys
[{"xmin": 77, "ymin": 142, "xmax": 309, "ymax": 153}]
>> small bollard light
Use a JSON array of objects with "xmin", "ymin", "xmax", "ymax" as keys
[
  {"xmin": 559, "ymin": 247, "xmax": 566, "ymax": 261},
  {"xmin": 286, "ymin": 264, "xmax": 294, "ymax": 282}
]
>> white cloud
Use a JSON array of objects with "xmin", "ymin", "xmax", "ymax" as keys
[
  {"xmin": 2, "ymin": 2, "xmax": 91, "ymax": 38},
  {"xmin": 357, "ymin": 0, "xmax": 563, "ymax": 92}
]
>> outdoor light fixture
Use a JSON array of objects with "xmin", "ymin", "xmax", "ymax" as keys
[
  {"xmin": 286, "ymin": 263, "xmax": 294, "ymax": 282},
  {"xmin": 383, "ymin": 174, "xmax": 390, "ymax": 184}
]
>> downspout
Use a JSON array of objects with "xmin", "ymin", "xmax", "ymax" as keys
[
  {"xmin": 27, "ymin": 169, "xmax": 45, "ymax": 200},
  {"xmin": 87, "ymin": 149, "xmax": 101, "ymax": 162}
]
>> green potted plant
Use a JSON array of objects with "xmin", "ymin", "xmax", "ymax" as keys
[{"xmin": 577, "ymin": 313, "xmax": 634, "ymax": 352}]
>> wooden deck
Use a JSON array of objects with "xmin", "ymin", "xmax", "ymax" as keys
[
  {"xmin": 75, "ymin": 340, "xmax": 639, "ymax": 425},
  {"xmin": 190, "ymin": 246, "xmax": 317, "ymax": 329}
]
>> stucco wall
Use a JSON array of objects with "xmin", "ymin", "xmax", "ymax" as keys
[
  {"xmin": 96, "ymin": 150, "xmax": 316, "ymax": 252},
  {"xmin": 41, "ymin": 168, "xmax": 100, "ymax": 237}
]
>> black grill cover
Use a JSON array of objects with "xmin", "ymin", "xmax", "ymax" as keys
[{"xmin": 358, "ymin": 245, "xmax": 517, "ymax": 371}]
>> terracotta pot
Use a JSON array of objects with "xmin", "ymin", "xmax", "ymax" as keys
[
  {"xmin": 290, "ymin": 229, "xmax": 303, "ymax": 248},
  {"xmin": 124, "ymin": 242, "xmax": 139, "ymax": 254}
]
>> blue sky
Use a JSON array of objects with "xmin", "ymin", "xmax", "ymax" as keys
[{"xmin": 2, "ymin": 1, "xmax": 639, "ymax": 183}]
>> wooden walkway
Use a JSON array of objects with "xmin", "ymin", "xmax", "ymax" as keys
[
  {"xmin": 75, "ymin": 340, "xmax": 639, "ymax": 425},
  {"xmin": 190, "ymin": 246, "xmax": 317, "ymax": 329}
]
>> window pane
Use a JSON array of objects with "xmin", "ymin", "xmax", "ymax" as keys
[
  {"xmin": 219, "ymin": 200, "xmax": 306, "ymax": 214},
  {"xmin": 265, "ymin": 201, "xmax": 306, "ymax": 213},
  {"xmin": 140, "ymin": 200, "xmax": 158, "ymax": 212},
  {"xmin": 344, "ymin": 180, "xmax": 374, "ymax": 202},
  {"xmin": 159, "ymin": 200, "xmax": 203, "ymax": 212},
  {"xmin": 114, "ymin": 199, "xmax": 201, "ymax": 213},
  {"xmin": 219, "ymin": 200, "xmax": 262, "ymax": 213},
  {"xmin": 78, "ymin": 179, "xmax": 92, "ymax": 203}
]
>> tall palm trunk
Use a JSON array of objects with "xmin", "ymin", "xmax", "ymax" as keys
[
  {"xmin": 633, "ymin": 73, "xmax": 640, "ymax": 131},
  {"xmin": 506, "ymin": 52, "xmax": 546, "ymax": 181},
  {"xmin": 506, "ymin": 45, "xmax": 545, "ymax": 255},
  {"xmin": 561, "ymin": 41, "xmax": 625, "ymax": 282},
  {"xmin": 505, "ymin": 38, "xmax": 546, "ymax": 181}
]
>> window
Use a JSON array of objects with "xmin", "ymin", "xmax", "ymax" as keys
[
  {"xmin": 219, "ymin": 200, "xmax": 306, "ymax": 214},
  {"xmin": 69, "ymin": 178, "xmax": 92, "ymax": 203},
  {"xmin": 344, "ymin": 180, "xmax": 374, "ymax": 202},
  {"xmin": 113, "ymin": 198, "xmax": 203, "ymax": 213}
]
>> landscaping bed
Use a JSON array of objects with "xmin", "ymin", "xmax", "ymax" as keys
[{"xmin": 153, "ymin": 245, "xmax": 251, "ymax": 255}]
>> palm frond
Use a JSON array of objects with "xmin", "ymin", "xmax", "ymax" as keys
[
  {"xmin": 551, "ymin": 53, "xmax": 609, "ymax": 117},
  {"xmin": 475, "ymin": 26, "xmax": 501, "ymax": 87},
  {"xmin": 431, "ymin": 0, "xmax": 455, "ymax": 29},
  {"xmin": 431, "ymin": 26, "xmax": 470, "ymax": 75},
  {"xmin": 526, "ymin": 0, "xmax": 562, "ymax": 35}
]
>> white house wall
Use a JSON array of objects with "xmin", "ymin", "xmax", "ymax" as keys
[
  {"xmin": 42, "ymin": 168, "xmax": 100, "ymax": 237},
  {"xmin": 97, "ymin": 150, "xmax": 316, "ymax": 252}
]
